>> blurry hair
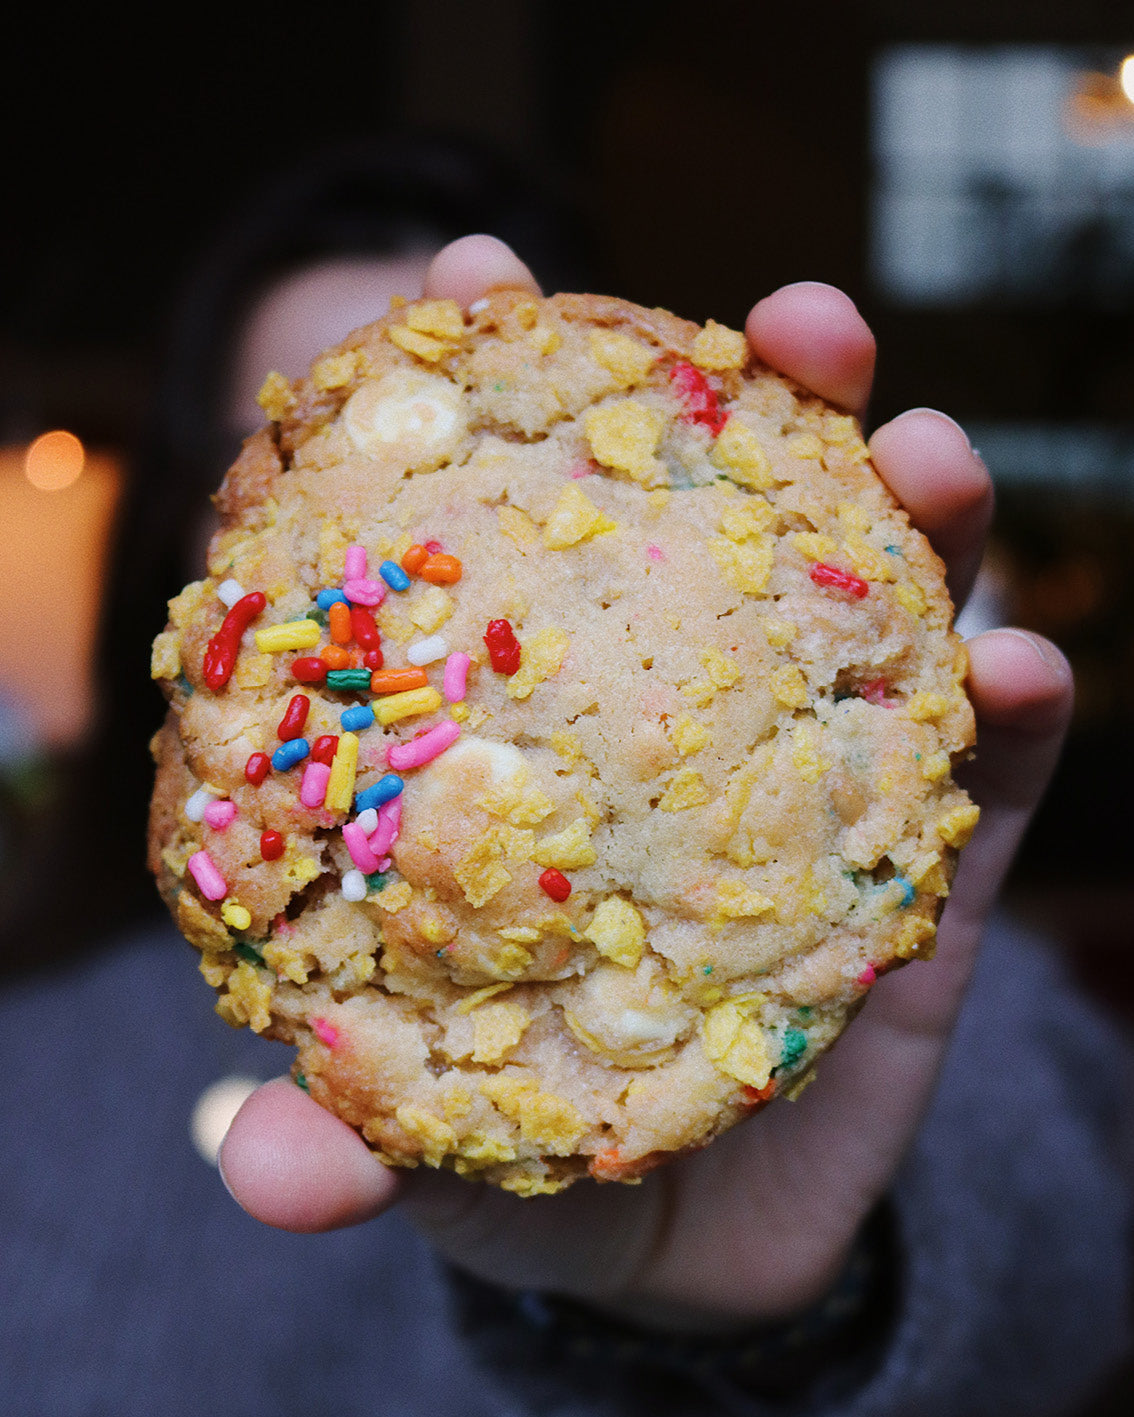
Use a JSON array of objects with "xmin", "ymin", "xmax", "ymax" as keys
[{"xmin": 1, "ymin": 132, "xmax": 596, "ymax": 975}]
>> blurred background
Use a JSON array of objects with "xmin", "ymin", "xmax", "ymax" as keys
[{"xmin": 0, "ymin": 0, "xmax": 1131, "ymax": 1405}]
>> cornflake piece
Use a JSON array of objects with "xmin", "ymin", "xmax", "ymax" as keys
[
  {"xmin": 542, "ymin": 484, "xmax": 617, "ymax": 550},
  {"xmin": 584, "ymin": 897, "xmax": 646, "ymax": 969},
  {"xmin": 584, "ymin": 400, "xmax": 666, "ymax": 486},
  {"xmin": 691, "ymin": 319, "xmax": 747, "ymax": 371}
]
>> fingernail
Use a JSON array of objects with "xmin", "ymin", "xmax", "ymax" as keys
[
  {"xmin": 895, "ymin": 407, "xmax": 974, "ymax": 451},
  {"xmin": 994, "ymin": 627, "xmax": 1064, "ymax": 671}
]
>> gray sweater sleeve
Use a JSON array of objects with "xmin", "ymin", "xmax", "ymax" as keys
[{"xmin": 451, "ymin": 918, "xmax": 1132, "ymax": 1417}]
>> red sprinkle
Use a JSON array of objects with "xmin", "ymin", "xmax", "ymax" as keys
[
  {"xmin": 363, "ymin": 648, "xmax": 385, "ymax": 671},
  {"xmin": 260, "ymin": 829, "xmax": 284, "ymax": 861},
  {"xmin": 244, "ymin": 752, "xmax": 271, "ymax": 786},
  {"xmin": 311, "ymin": 734, "xmax": 339, "ymax": 766},
  {"xmin": 349, "ymin": 605, "xmax": 381, "ymax": 650},
  {"xmin": 202, "ymin": 591, "xmax": 266, "ymax": 691},
  {"xmin": 484, "ymin": 619, "xmax": 521, "ymax": 675},
  {"xmin": 424, "ymin": 540, "xmax": 444, "ymax": 554},
  {"xmin": 810, "ymin": 562, "xmax": 869, "ymax": 599},
  {"xmin": 291, "ymin": 656, "xmax": 327, "ymax": 685},
  {"xmin": 669, "ymin": 362, "xmax": 729, "ymax": 437},
  {"xmin": 538, "ymin": 867, "xmax": 571, "ymax": 902},
  {"xmin": 859, "ymin": 678, "xmax": 891, "ymax": 707},
  {"xmin": 277, "ymin": 694, "xmax": 310, "ymax": 741},
  {"xmin": 742, "ymin": 1081, "xmax": 776, "ymax": 1105}
]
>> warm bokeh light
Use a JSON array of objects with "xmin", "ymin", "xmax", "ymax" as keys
[
  {"xmin": 0, "ymin": 443, "xmax": 122, "ymax": 744},
  {"xmin": 190, "ymin": 1076, "xmax": 260, "ymax": 1165},
  {"xmin": 1120, "ymin": 55, "xmax": 1134, "ymax": 106},
  {"xmin": 24, "ymin": 429, "xmax": 85, "ymax": 491}
]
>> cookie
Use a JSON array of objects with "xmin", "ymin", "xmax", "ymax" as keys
[{"xmin": 149, "ymin": 290, "xmax": 978, "ymax": 1195}]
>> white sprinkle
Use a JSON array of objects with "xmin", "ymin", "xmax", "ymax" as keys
[
  {"xmin": 185, "ymin": 786, "xmax": 218, "ymax": 822},
  {"xmin": 217, "ymin": 578, "xmax": 245, "ymax": 608},
  {"xmin": 469, "ymin": 297, "xmax": 490, "ymax": 314},
  {"xmin": 406, "ymin": 635, "xmax": 448, "ymax": 666},
  {"xmin": 355, "ymin": 808, "xmax": 379, "ymax": 836},
  {"xmin": 341, "ymin": 869, "xmax": 367, "ymax": 902}
]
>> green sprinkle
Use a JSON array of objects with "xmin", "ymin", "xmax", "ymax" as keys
[
  {"xmin": 176, "ymin": 673, "xmax": 194, "ymax": 697},
  {"xmin": 326, "ymin": 668, "xmax": 373, "ymax": 691},
  {"xmin": 295, "ymin": 1072, "xmax": 310, "ymax": 1093},
  {"xmin": 703, "ymin": 965, "xmax": 714, "ymax": 975},
  {"xmin": 779, "ymin": 1026, "xmax": 808, "ymax": 1069},
  {"xmin": 234, "ymin": 941, "xmax": 264, "ymax": 965},
  {"xmin": 493, "ymin": 381, "xmax": 506, "ymax": 392},
  {"xmin": 797, "ymin": 1005, "xmax": 812, "ymax": 1018},
  {"xmin": 365, "ymin": 870, "xmax": 387, "ymax": 892},
  {"xmin": 305, "ymin": 608, "xmax": 328, "ymax": 626}
]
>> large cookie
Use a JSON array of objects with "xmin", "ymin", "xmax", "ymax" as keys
[{"xmin": 149, "ymin": 290, "xmax": 978, "ymax": 1195}]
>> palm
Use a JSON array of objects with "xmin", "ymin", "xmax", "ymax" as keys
[{"xmin": 221, "ymin": 237, "xmax": 1072, "ymax": 1329}]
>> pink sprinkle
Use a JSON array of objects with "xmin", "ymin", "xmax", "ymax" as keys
[
  {"xmin": 312, "ymin": 1016, "xmax": 339, "ymax": 1049},
  {"xmin": 646, "ymin": 544, "xmax": 666, "ymax": 562},
  {"xmin": 202, "ymin": 799, "xmax": 237, "ymax": 830},
  {"xmin": 187, "ymin": 850, "xmax": 227, "ymax": 901},
  {"xmin": 442, "ymin": 651, "xmax": 471, "ymax": 703},
  {"xmin": 424, "ymin": 540, "xmax": 444, "ymax": 554},
  {"xmin": 344, "ymin": 545, "xmax": 367, "ymax": 580},
  {"xmin": 368, "ymin": 798, "xmax": 402, "ymax": 857},
  {"xmin": 343, "ymin": 820, "xmax": 381, "ymax": 873},
  {"xmin": 387, "ymin": 720, "xmax": 461, "ymax": 770},
  {"xmin": 299, "ymin": 761, "xmax": 331, "ymax": 809},
  {"xmin": 859, "ymin": 679, "xmax": 895, "ymax": 708},
  {"xmin": 343, "ymin": 577, "xmax": 386, "ymax": 606},
  {"xmin": 569, "ymin": 462, "xmax": 592, "ymax": 479},
  {"xmin": 857, "ymin": 964, "xmax": 877, "ymax": 987},
  {"xmin": 377, "ymin": 856, "xmax": 392, "ymax": 872}
]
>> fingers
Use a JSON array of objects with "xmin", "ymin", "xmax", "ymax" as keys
[
  {"xmin": 218, "ymin": 1077, "xmax": 402, "ymax": 1233},
  {"xmin": 423, "ymin": 234, "xmax": 541, "ymax": 308},
  {"xmin": 868, "ymin": 411, "xmax": 994, "ymax": 607},
  {"xmin": 745, "ymin": 282, "xmax": 876, "ymax": 418}
]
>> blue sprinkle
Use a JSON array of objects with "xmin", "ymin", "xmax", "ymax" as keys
[
  {"xmin": 354, "ymin": 774, "xmax": 404, "ymax": 812},
  {"xmin": 885, "ymin": 544, "xmax": 904, "ymax": 557},
  {"xmin": 317, "ymin": 587, "xmax": 349, "ymax": 609},
  {"xmin": 272, "ymin": 738, "xmax": 310, "ymax": 770},
  {"xmin": 379, "ymin": 560, "xmax": 411, "ymax": 592},
  {"xmin": 341, "ymin": 705, "xmax": 375, "ymax": 733},
  {"xmin": 894, "ymin": 875, "xmax": 916, "ymax": 908}
]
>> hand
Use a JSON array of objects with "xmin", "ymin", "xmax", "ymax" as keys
[{"xmin": 220, "ymin": 235, "xmax": 1074, "ymax": 1332}]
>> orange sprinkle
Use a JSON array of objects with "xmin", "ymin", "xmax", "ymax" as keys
[
  {"xmin": 329, "ymin": 601, "xmax": 352, "ymax": 645},
  {"xmin": 401, "ymin": 544, "xmax": 430, "ymax": 575},
  {"xmin": 370, "ymin": 666, "xmax": 429, "ymax": 694},
  {"xmin": 421, "ymin": 553, "xmax": 462, "ymax": 584},
  {"xmin": 320, "ymin": 643, "xmax": 352, "ymax": 670}
]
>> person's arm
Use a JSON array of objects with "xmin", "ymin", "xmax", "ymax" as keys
[{"xmin": 219, "ymin": 235, "xmax": 1075, "ymax": 1335}]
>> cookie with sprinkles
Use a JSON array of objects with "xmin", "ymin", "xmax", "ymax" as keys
[{"xmin": 148, "ymin": 290, "xmax": 978, "ymax": 1196}]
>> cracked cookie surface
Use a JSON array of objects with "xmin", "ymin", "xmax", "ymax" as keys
[{"xmin": 149, "ymin": 291, "xmax": 977, "ymax": 1195}]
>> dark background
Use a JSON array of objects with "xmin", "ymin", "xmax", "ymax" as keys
[{"xmin": 1, "ymin": 8, "xmax": 1132, "ymax": 1406}]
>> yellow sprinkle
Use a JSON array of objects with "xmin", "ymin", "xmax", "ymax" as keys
[
  {"xmin": 543, "ymin": 484, "xmax": 618, "ymax": 550},
  {"xmin": 710, "ymin": 419, "xmax": 773, "ymax": 488},
  {"xmin": 374, "ymin": 687, "xmax": 443, "ymax": 725},
  {"xmin": 937, "ymin": 803, "xmax": 981, "ymax": 848},
  {"xmin": 324, "ymin": 732, "xmax": 359, "ymax": 812},
  {"xmin": 254, "ymin": 621, "xmax": 322, "ymax": 654},
  {"xmin": 906, "ymin": 691, "xmax": 950, "ymax": 722},
  {"xmin": 658, "ymin": 768, "xmax": 710, "ymax": 812},
  {"xmin": 220, "ymin": 900, "xmax": 251, "ymax": 933},
  {"xmin": 589, "ymin": 329, "xmax": 657, "ymax": 387},
  {"xmin": 792, "ymin": 532, "xmax": 839, "ymax": 562},
  {"xmin": 584, "ymin": 896, "xmax": 646, "ymax": 968},
  {"xmin": 770, "ymin": 664, "xmax": 809, "ymax": 709},
  {"xmin": 584, "ymin": 400, "xmax": 666, "ymax": 485},
  {"xmin": 691, "ymin": 319, "xmax": 747, "ymax": 371}
]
